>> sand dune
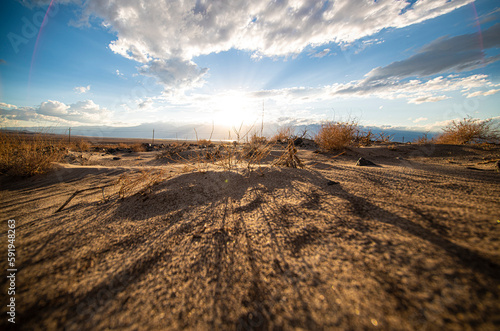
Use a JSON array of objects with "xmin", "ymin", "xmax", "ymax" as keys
[{"xmin": 1, "ymin": 143, "xmax": 499, "ymax": 330}]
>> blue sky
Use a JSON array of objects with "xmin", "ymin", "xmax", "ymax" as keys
[{"xmin": 1, "ymin": 0, "xmax": 499, "ymax": 136}]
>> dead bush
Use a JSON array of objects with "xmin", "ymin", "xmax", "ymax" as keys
[
  {"xmin": 315, "ymin": 120, "xmax": 359, "ymax": 151},
  {"xmin": 436, "ymin": 117, "xmax": 499, "ymax": 144},
  {"xmin": 131, "ymin": 143, "xmax": 146, "ymax": 152},
  {"xmin": 271, "ymin": 126, "xmax": 295, "ymax": 143},
  {"xmin": 197, "ymin": 139, "xmax": 212, "ymax": 146},
  {"xmin": 117, "ymin": 169, "xmax": 166, "ymax": 198},
  {"xmin": 71, "ymin": 139, "xmax": 91, "ymax": 152},
  {"xmin": 0, "ymin": 131, "xmax": 65, "ymax": 176},
  {"xmin": 413, "ymin": 132, "xmax": 432, "ymax": 144},
  {"xmin": 273, "ymin": 141, "xmax": 304, "ymax": 168}
]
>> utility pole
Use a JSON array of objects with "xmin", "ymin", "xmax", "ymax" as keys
[
  {"xmin": 68, "ymin": 127, "xmax": 71, "ymax": 144},
  {"xmin": 152, "ymin": 129, "xmax": 155, "ymax": 145},
  {"xmin": 261, "ymin": 101, "xmax": 264, "ymax": 137}
]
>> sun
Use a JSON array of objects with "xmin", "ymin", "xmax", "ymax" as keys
[{"xmin": 211, "ymin": 93, "xmax": 259, "ymax": 127}]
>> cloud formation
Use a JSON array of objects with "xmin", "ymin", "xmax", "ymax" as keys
[
  {"xmin": 79, "ymin": 0, "xmax": 473, "ymax": 59},
  {"xmin": 364, "ymin": 23, "xmax": 500, "ymax": 84},
  {"xmin": 0, "ymin": 99, "xmax": 111, "ymax": 125},
  {"xmin": 137, "ymin": 58, "xmax": 208, "ymax": 91},
  {"xmin": 311, "ymin": 48, "xmax": 331, "ymax": 58},
  {"xmin": 21, "ymin": 0, "xmax": 480, "ymax": 93},
  {"xmin": 74, "ymin": 85, "xmax": 91, "ymax": 94},
  {"xmin": 70, "ymin": 0, "xmax": 473, "ymax": 90}
]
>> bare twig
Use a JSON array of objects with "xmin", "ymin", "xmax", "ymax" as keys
[{"xmin": 56, "ymin": 184, "xmax": 115, "ymax": 213}]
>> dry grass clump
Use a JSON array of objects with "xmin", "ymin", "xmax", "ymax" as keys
[
  {"xmin": 374, "ymin": 132, "xmax": 394, "ymax": 143},
  {"xmin": 117, "ymin": 142, "xmax": 130, "ymax": 149},
  {"xmin": 117, "ymin": 169, "xmax": 166, "ymax": 198},
  {"xmin": 249, "ymin": 133, "xmax": 268, "ymax": 145},
  {"xmin": 155, "ymin": 143, "xmax": 190, "ymax": 159},
  {"xmin": 131, "ymin": 143, "xmax": 146, "ymax": 152},
  {"xmin": 413, "ymin": 132, "xmax": 433, "ymax": 144},
  {"xmin": 435, "ymin": 117, "xmax": 499, "ymax": 145},
  {"xmin": 242, "ymin": 137, "xmax": 272, "ymax": 171},
  {"xmin": 272, "ymin": 126, "xmax": 295, "ymax": 143},
  {"xmin": 355, "ymin": 129, "xmax": 374, "ymax": 146},
  {"xmin": 71, "ymin": 139, "xmax": 91, "ymax": 152},
  {"xmin": 273, "ymin": 141, "xmax": 304, "ymax": 168},
  {"xmin": 0, "ymin": 131, "xmax": 65, "ymax": 176},
  {"xmin": 315, "ymin": 120, "xmax": 359, "ymax": 151},
  {"xmin": 197, "ymin": 139, "xmax": 212, "ymax": 146}
]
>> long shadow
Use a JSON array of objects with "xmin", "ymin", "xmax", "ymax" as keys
[
  {"xmin": 124, "ymin": 167, "xmax": 500, "ymax": 281},
  {"xmin": 111, "ymin": 168, "xmax": 322, "ymax": 221},
  {"xmin": 11, "ymin": 166, "xmax": 500, "ymax": 329},
  {"xmin": 327, "ymin": 184, "xmax": 500, "ymax": 281}
]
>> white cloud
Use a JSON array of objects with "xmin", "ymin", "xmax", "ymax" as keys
[
  {"xmin": 137, "ymin": 58, "xmax": 208, "ymax": 91},
  {"xmin": 0, "ymin": 99, "xmax": 112, "ymax": 125},
  {"xmin": 311, "ymin": 48, "xmax": 330, "ymax": 58},
  {"xmin": 466, "ymin": 89, "xmax": 500, "ymax": 98},
  {"xmin": 115, "ymin": 69, "xmax": 125, "ymax": 78},
  {"xmin": 0, "ymin": 102, "xmax": 17, "ymax": 109},
  {"xmin": 20, "ymin": 0, "xmax": 479, "ymax": 93},
  {"xmin": 39, "ymin": 100, "xmax": 70, "ymax": 116},
  {"xmin": 74, "ymin": 85, "xmax": 91, "ymax": 94},
  {"xmin": 413, "ymin": 117, "xmax": 428, "ymax": 123},
  {"xmin": 66, "ymin": 0, "xmax": 473, "ymax": 91},
  {"xmin": 81, "ymin": 0, "xmax": 473, "ymax": 59}
]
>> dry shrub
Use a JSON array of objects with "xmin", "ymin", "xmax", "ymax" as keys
[
  {"xmin": 0, "ymin": 131, "xmax": 65, "ymax": 176},
  {"xmin": 315, "ymin": 120, "xmax": 359, "ymax": 151},
  {"xmin": 435, "ymin": 117, "xmax": 499, "ymax": 144},
  {"xmin": 271, "ymin": 126, "xmax": 295, "ymax": 143},
  {"xmin": 273, "ymin": 141, "xmax": 304, "ymax": 168},
  {"xmin": 242, "ymin": 138, "xmax": 272, "ymax": 171},
  {"xmin": 131, "ymin": 143, "xmax": 146, "ymax": 152},
  {"xmin": 374, "ymin": 132, "xmax": 393, "ymax": 143},
  {"xmin": 197, "ymin": 139, "xmax": 212, "ymax": 146},
  {"xmin": 155, "ymin": 143, "xmax": 189, "ymax": 159},
  {"xmin": 249, "ymin": 133, "xmax": 267, "ymax": 145},
  {"xmin": 117, "ymin": 169, "xmax": 166, "ymax": 198},
  {"xmin": 355, "ymin": 129, "xmax": 374, "ymax": 146},
  {"xmin": 71, "ymin": 139, "xmax": 91, "ymax": 152},
  {"xmin": 413, "ymin": 132, "xmax": 432, "ymax": 144}
]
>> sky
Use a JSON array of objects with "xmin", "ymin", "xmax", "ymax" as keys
[{"xmin": 1, "ymin": 0, "xmax": 499, "ymax": 138}]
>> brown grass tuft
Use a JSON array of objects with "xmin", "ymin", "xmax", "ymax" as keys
[
  {"xmin": 197, "ymin": 139, "xmax": 212, "ymax": 146},
  {"xmin": 117, "ymin": 169, "xmax": 166, "ymax": 198},
  {"xmin": 315, "ymin": 120, "xmax": 359, "ymax": 151},
  {"xmin": 271, "ymin": 126, "xmax": 295, "ymax": 143},
  {"xmin": 131, "ymin": 143, "xmax": 146, "ymax": 152},
  {"xmin": 71, "ymin": 139, "xmax": 91, "ymax": 152},
  {"xmin": 435, "ymin": 117, "xmax": 499, "ymax": 145},
  {"xmin": 0, "ymin": 131, "xmax": 65, "ymax": 177},
  {"xmin": 413, "ymin": 132, "xmax": 433, "ymax": 144},
  {"xmin": 273, "ymin": 141, "xmax": 304, "ymax": 168}
]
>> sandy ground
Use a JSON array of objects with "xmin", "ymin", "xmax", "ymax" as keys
[{"xmin": 1, "ymin": 142, "xmax": 499, "ymax": 330}]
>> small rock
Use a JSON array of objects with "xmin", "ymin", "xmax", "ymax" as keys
[
  {"xmin": 112, "ymin": 157, "xmax": 121, "ymax": 160},
  {"xmin": 356, "ymin": 157, "xmax": 377, "ymax": 166},
  {"xmin": 327, "ymin": 180, "xmax": 339, "ymax": 186}
]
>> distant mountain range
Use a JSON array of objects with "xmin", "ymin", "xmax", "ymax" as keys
[{"xmin": 3, "ymin": 122, "xmax": 437, "ymax": 143}]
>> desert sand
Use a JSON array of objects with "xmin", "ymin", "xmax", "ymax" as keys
[{"xmin": 1, "ymin": 142, "xmax": 499, "ymax": 330}]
